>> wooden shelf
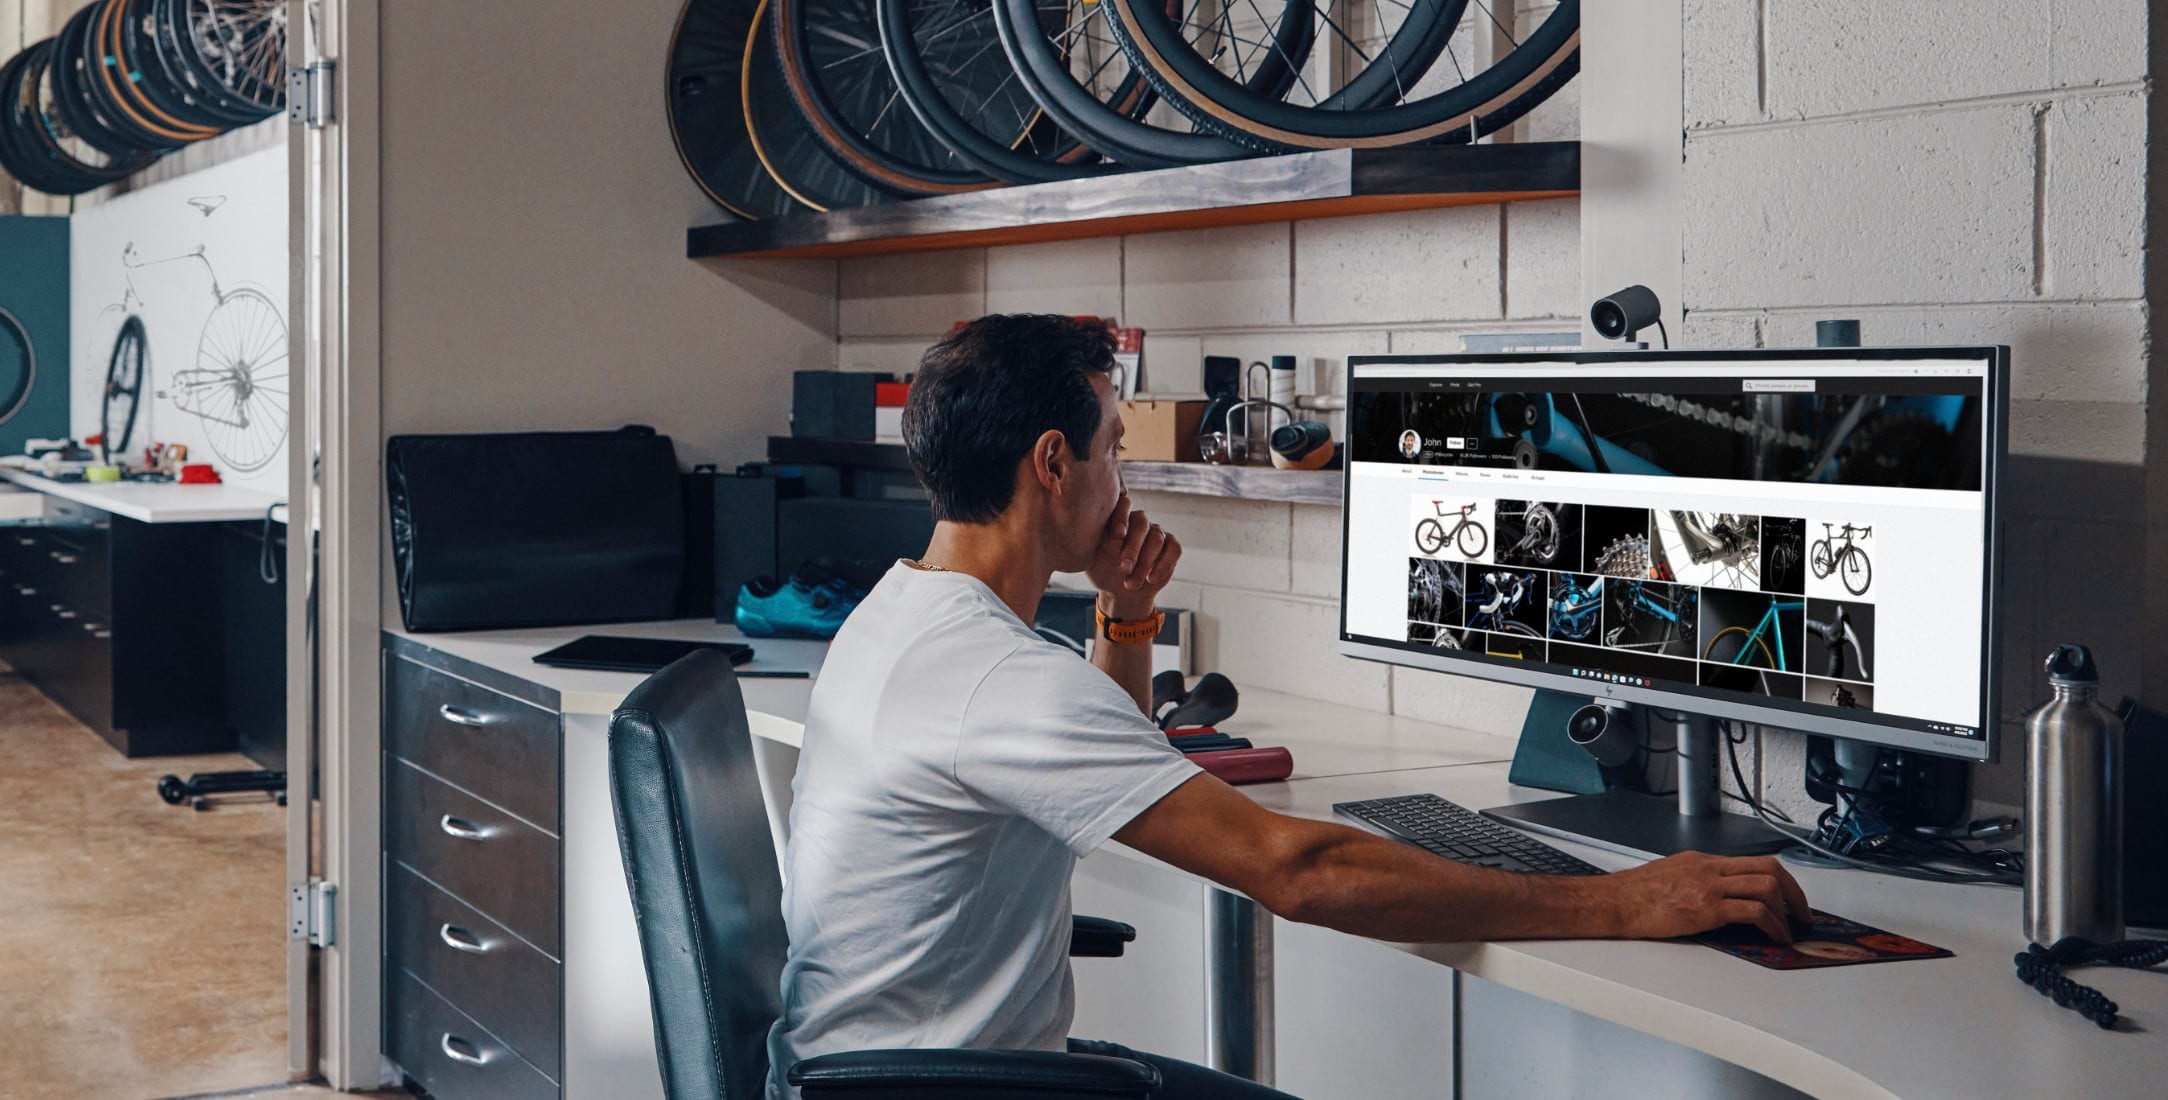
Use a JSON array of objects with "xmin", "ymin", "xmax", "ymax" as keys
[
  {"xmin": 766, "ymin": 438, "xmax": 1340, "ymax": 505},
  {"xmin": 1121, "ymin": 461, "xmax": 1341, "ymax": 506},
  {"xmin": 690, "ymin": 142, "xmax": 1578, "ymax": 260}
]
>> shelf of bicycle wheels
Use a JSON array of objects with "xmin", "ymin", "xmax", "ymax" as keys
[
  {"xmin": 689, "ymin": 143, "xmax": 1579, "ymax": 260},
  {"xmin": 767, "ymin": 438, "xmax": 1340, "ymax": 505}
]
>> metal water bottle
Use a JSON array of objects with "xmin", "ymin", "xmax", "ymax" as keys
[{"xmin": 2023, "ymin": 644, "xmax": 2125, "ymax": 946}]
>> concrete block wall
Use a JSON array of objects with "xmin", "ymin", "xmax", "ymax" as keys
[
  {"xmin": 1679, "ymin": 0, "xmax": 2156, "ymax": 813},
  {"xmin": 836, "ymin": 18, "xmax": 1580, "ymax": 732}
]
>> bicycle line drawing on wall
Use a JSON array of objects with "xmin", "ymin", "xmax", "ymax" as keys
[{"xmin": 98, "ymin": 223, "xmax": 287, "ymax": 474}]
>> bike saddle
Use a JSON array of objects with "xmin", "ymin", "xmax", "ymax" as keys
[
  {"xmin": 1151, "ymin": 670, "xmax": 1188, "ymax": 717},
  {"xmin": 1157, "ymin": 672, "xmax": 1240, "ymax": 731}
]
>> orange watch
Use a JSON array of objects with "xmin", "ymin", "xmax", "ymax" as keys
[{"xmin": 1096, "ymin": 606, "xmax": 1165, "ymax": 645}]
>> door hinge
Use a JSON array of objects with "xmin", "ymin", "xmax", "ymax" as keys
[
  {"xmin": 288, "ymin": 60, "xmax": 336, "ymax": 128},
  {"xmin": 290, "ymin": 879, "xmax": 337, "ymax": 947}
]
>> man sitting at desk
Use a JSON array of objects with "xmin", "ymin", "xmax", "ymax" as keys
[{"xmin": 768, "ymin": 314, "xmax": 1810, "ymax": 1099}]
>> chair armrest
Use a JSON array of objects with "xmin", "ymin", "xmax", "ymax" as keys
[
  {"xmin": 790, "ymin": 1049, "xmax": 1160, "ymax": 1098},
  {"xmin": 1069, "ymin": 914, "xmax": 1136, "ymax": 958}
]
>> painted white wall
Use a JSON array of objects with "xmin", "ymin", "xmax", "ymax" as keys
[{"xmin": 70, "ymin": 146, "xmax": 291, "ymax": 495}]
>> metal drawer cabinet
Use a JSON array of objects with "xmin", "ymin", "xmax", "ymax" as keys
[
  {"xmin": 385, "ymin": 758, "xmax": 562, "ymax": 954},
  {"xmin": 388, "ymin": 862, "xmax": 563, "ymax": 1077},
  {"xmin": 386, "ymin": 654, "xmax": 561, "ymax": 831},
  {"xmin": 387, "ymin": 968, "xmax": 559, "ymax": 1100}
]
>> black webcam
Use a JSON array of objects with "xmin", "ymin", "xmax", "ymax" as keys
[{"xmin": 1590, "ymin": 284, "xmax": 1663, "ymax": 344}]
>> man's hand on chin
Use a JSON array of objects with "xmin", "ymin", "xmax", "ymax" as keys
[{"xmin": 1085, "ymin": 492, "xmax": 1182, "ymax": 617}]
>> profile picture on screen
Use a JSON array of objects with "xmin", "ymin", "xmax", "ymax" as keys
[{"xmin": 1399, "ymin": 429, "xmax": 1422, "ymax": 460}]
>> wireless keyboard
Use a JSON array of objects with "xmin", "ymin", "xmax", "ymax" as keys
[{"xmin": 1333, "ymin": 793, "xmax": 1605, "ymax": 876}]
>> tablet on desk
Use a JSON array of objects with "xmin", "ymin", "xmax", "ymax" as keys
[{"xmin": 533, "ymin": 635, "xmax": 754, "ymax": 674}]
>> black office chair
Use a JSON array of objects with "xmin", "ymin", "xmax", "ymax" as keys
[{"xmin": 608, "ymin": 650, "xmax": 1161, "ymax": 1099}]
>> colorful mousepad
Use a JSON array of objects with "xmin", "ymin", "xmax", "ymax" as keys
[{"xmin": 1696, "ymin": 909, "xmax": 1953, "ymax": 969}]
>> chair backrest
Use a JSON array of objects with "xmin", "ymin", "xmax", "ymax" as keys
[{"xmin": 609, "ymin": 650, "xmax": 790, "ymax": 1100}]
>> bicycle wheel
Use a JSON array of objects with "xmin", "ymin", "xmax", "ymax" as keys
[
  {"xmin": 1840, "ymin": 549, "xmax": 1871, "ymax": 596},
  {"xmin": 4, "ymin": 40, "xmax": 148, "ymax": 196},
  {"xmin": 990, "ymin": 0, "xmax": 1275, "ymax": 169},
  {"xmin": 0, "ymin": 307, "xmax": 35, "ymax": 428},
  {"xmin": 772, "ymin": 0, "xmax": 997, "ymax": 196},
  {"xmin": 171, "ymin": 0, "xmax": 285, "ymax": 116},
  {"xmin": 742, "ymin": 0, "xmax": 884, "ymax": 212},
  {"xmin": 877, "ymin": 0, "xmax": 1119, "ymax": 184},
  {"xmin": 1809, "ymin": 539, "xmax": 1834, "ymax": 578},
  {"xmin": 1106, "ymin": 0, "xmax": 1578, "ymax": 152},
  {"xmin": 51, "ymin": 4, "xmax": 163, "ymax": 158},
  {"xmin": 1702, "ymin": 625, "xmax": 1776, "ymax": 669},
  {"xmin": 668, "ymin": 0, "xmax": 798, "ymax": 218},
  {"xmin": 102, "ymin": 315, "xmax": 147, "ymax": 458},
  {"xmin": 1414, "ymin": 518, "xmax": 1446, "ymax": 556},
  {"xmin": 185, "ymin": 285, "xmax": 286, "ymax": 472},
  {"xmin": 1456, "ymin": 520, "xmax": 1488, "ymax": 559}
]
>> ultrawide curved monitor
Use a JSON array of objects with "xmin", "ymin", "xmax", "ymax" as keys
[{"xmin": 1339, "ymin": 347, "xmax": 2006, "ymax": 762}]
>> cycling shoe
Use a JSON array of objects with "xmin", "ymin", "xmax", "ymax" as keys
[{"xmin": 735, "ymin": 566, "xmax": 865, "ymax": 639}]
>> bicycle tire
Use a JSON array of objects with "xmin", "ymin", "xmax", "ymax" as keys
[
  {"xmin": 1501, "ymin": 621, "xmax": 1539, "ymax": 638},
  {"xmin": 1840, "ymin": 549, "xmax": 1872, "ymax": 596},
  {"xmin": 1703, "ymin": 625, "xmax": 1777, "ymax": 670},
  {"xmin": 1414, "ymin": 518, "xmax": 1447, "ymax": 556},
  {"xmin": 101, "ymin": 315, "xmax": 146, "ymax": 458},
  {"xmin": 990, "ymin": 0, "xmax": 1260, "ymax": 169},
  {"xmin": 741, "ymin": 0, "xmax": 884, "ymax": 213},
  {"xmin": 1456, "ymin": 521, "xmax": 1489, "ymax": 559},
  {"xmin": 5, "ymin": 41, "xmax": 143, "ymax": 195},
  {"xmin": 877, "ymin": 0, "xmax": 1119, "ymax": 184},
  {"xmin": 130, "ymin": 0, "xmax": 254, "ymax": 130},
  {"xmin": 772, "ymin": 0, "xmax": 997, "ymax": 197},
  {"xmin": 1106, "ymin": 0, "xmax": 1578, "ymax": 152},
  {"xmin": 51, "ymin": 4, "xmax": 163, "ymax": 158},
  {"xmin": 170, "ymin": 0, "xmax": 284, "ymax": 115},
  {"xmin": 151, "ymin": 0, "xmax": 273, "ymax": 126},
  {"xmin": 1808, "ymin": 540, "xmax": 1834, "ymax": 578},
  {"xmin": 91, "ymin": 0, "xmax": 220, "ymax": 144},
  {"xmin": 667, "ymin": 0, "xmax": 798, "ymax": 219},
  {"xmin": 0, "ymin": 306, "xmax": 36, "ymax": 428}
]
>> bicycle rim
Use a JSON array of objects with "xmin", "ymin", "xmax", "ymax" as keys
[
  {"xmin": 742, "ymin": 0, "xmax": 885, "ymax": 213},
  {"xmin": 667, "ymin": 0, "xmax": 798, "ymax": 219},
  {"xmin": 189, "ymin": 286, "xmax": 286, "ymax": 472},
  {"xmin": 1842, "ymin": 551, "xmax": 1871, "ymax": 595},
  {"xmin": 773, "ymin": 0, "xmax": 996, "ymax": 196},
  {"xmin": 102, "ymin": 315, "xmax": 146, "ymax": 454},
  {"xmin": 1457, "ymin": 522, "xmax": 1488, "ymax": 558},
  {"xmin": 0, "ymin": 307, "xmax": 35, "ymax": 427},
  {"xmin": 1108, "ymin": 0, "xmax": 1577, "ymax": 151},
  {"xmin": 991, "ymin": 0, "xmax": 1254, "ymax": 169},
  {"xmin": 878, "ymin": 0, "xmax": 1115, "ymax": 184},
  {"xmin": 1414, "ymin": 520, "xmax": 1445, "ymax": 555}
]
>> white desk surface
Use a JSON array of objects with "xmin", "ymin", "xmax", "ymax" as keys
[
  {"xmin": 0, "ymin": 468, "xmax": 282, "ymax": 523},
  {"xmin": 386, "ymin": 618, "xmax": 2168, "ymax": 1100}
]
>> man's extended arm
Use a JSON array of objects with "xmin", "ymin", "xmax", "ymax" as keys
[{"xmin": 1115, "ymin": 773, "xmax": 1811, "ymax": 945}]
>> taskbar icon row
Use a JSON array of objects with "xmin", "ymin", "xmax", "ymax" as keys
[{"xmin": 1570, "ymin": 667, "xmax": 1652, "ymax": 689}]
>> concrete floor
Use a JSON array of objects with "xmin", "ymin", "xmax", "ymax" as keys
[{"xmin": 0, "ymin": 669, "xmax": 336, "ymax": 1099}]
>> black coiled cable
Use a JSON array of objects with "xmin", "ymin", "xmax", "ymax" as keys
[{"xmin": 2013, "ymin": 936, "xmax": 2168, "ymax": 1029}]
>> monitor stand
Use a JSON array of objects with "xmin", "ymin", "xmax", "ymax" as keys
[{"xmin": 1482, "ymin": 711, "xmax": 1789, "ymax": 859}]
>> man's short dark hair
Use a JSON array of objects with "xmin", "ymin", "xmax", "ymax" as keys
[{"xmin": 903, "ymin": 314, "xmax": 1115, "ymax": 523}]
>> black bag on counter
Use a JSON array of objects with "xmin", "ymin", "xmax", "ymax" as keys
[{"xmin": 387, "ymin": 426, "xmax": 684, "ymax": 632}]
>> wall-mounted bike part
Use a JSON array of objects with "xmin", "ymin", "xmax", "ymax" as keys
[
  {"xmin": 0, "ymin": 305, "xmax": 36, "ymax": 428},
  {"xmin": 1102, "ymin": 0, "xmax": 1578, "ymax": 152},
  {"xmin": 739, "ymin": 0, "xmax": 885, "ymax": 213},
  {"xmin": 668, "ymin": 0, "xmax": 802, "ymax": 219},
  {"xmin": 101, "ymin": 315, "xmax": 147, "ymax": 462}
]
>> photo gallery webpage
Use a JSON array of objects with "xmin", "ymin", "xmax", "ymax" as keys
[{"xmin": 1341, "ymin": 357, "xmax": 1993, "ymax": 743}]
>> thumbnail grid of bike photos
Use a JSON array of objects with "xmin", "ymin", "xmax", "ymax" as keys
[{"xmin": 1406, "ymin": 499, "xmax": 1881, "ymax": 713}]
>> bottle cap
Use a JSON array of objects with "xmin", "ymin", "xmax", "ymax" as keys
[{"xmin": 2045, "ymin": 643, "xmax": 2099, "ymax": 684}]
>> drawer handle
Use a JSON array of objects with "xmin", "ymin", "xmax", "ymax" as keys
[
  {"xmin": 56, "ymin": 610, "xmax": 78, "ymax": 620},
  {"xmin": 438, "ymin": 923, "xmax": 490, "ymax": 955},
  {"xmin": 438, "ymin": 815, "xmax": 490, "ymax": 841},
  {"xmin": 49, "ymin": 552, "xmax": 77, "ymax": 564},
  {"xmin": 437, "ymin": 704, "xmax": 492, "ymax": 728},
  {"xmin": 440, "ymin": 1033, "xmax": 489, "ymax": 1067}
]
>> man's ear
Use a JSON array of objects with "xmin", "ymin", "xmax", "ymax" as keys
[{"xmin": 1028, "ymin": 429, "xmax": 1068, "ymax": 494}]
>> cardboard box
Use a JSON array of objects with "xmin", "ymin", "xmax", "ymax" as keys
[{"xmin": 1117, "ymin": 400, "xmax": 1205, "ymax": 462}]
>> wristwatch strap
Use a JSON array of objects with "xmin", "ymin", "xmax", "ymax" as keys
[{"xmin": 1096, "ymin": 606, "xmax": 1165, "ymax": 645}]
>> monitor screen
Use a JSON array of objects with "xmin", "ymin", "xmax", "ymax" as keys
[{"xmin": 1339, "ymin": 348, "xmax": 2005, "ymax": 762}]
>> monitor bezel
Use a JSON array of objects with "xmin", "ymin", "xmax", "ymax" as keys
[{"xmin": 1337, "ymin": 345, "xmax": 2008, "ymax": 764}]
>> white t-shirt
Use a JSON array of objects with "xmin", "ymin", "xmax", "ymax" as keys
[{"xmin": 766, "ymin": 563, "xmax": 1199, "ymax": 1099}]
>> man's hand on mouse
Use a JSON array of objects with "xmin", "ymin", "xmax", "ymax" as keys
[
  {"xmin": 1603, "ymin": 851, "xmax": 1813, "ymax": 944},
  {"xmin": 1087, "ymin": 492, "xmax": 1181, "ymax": 617}
]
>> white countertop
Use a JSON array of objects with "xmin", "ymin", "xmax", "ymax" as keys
[
  {"xmin": 383, "ymin": 618, "xmax": 2168, "ymax": 1100},
  {"xmin": 0, "ymin": 468, "xmax": 283, "ymax": 523}
]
